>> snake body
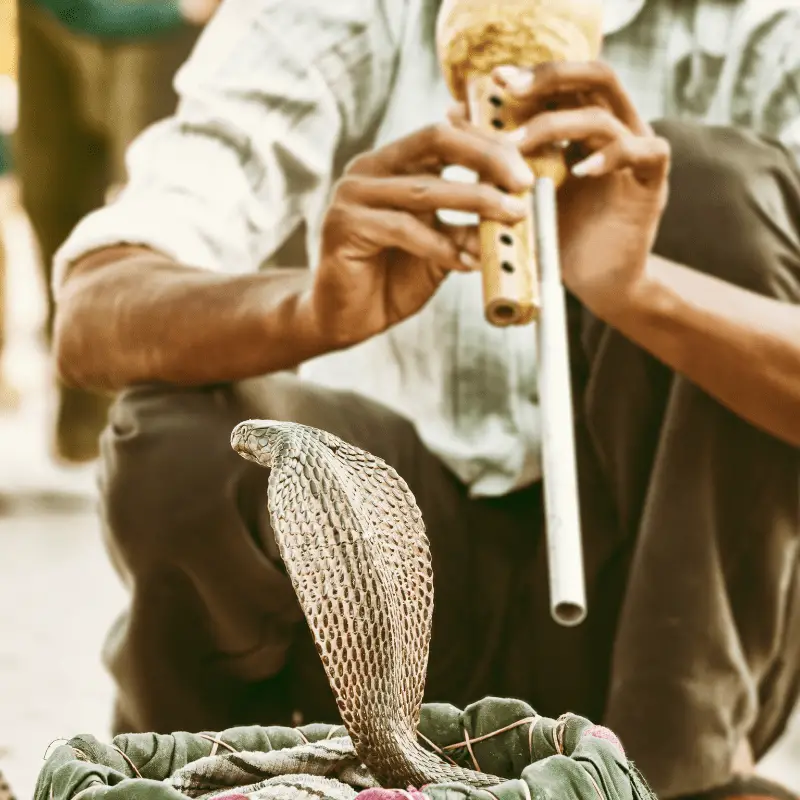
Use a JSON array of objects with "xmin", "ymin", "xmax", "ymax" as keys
[{"xmin": 231, "ymin": 420, "xmax": 501, "ymax": 789}]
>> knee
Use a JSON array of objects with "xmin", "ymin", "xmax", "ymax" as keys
[
  {"xmin": 99, "ymin": 384, "xmax": 245, "ymax": 569},
  {"xmin": 652, "ymin": 119, "xmax": 800, "ymax": 298}
]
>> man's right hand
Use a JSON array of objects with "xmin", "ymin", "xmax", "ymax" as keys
[{"xmin": 307, "ymin": 122, "xmax": 535, "ymax": 348}]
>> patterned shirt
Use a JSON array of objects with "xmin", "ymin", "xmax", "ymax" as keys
[{"xmin": 55, "ymin": 0, "xmax": 800, "ymax": 497}]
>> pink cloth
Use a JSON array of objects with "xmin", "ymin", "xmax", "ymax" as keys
[
  {"xmin": 356, "ymin": 789, "xmax": 429, "ymax": 800},
  {"xmin": 582, "ymin": 725, "xmax": 625, "ymax": 758}
]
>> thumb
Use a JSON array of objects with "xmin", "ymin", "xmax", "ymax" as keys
[{"xmin": 438, "ymin": 222, "xmax": 480, "ymax": 269}]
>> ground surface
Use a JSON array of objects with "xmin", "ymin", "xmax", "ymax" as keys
[{"xmin": 0, "ymin": 208, "xmax": 798, "ymax": 799}]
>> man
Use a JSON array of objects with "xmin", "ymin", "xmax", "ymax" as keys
[
  {"xmin": 15, "ymin": 0, "xmax": 218, "ymax": 462},
  {"xmin": 52, "ymin": 1, "xmax": 800, "ymax": 799}
]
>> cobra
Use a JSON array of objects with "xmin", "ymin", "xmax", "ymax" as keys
[{"xmin": 230, "ymin": 419, "xmax": 503, "ymax": 789}]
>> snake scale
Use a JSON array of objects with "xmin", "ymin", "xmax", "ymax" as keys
[{"xmin": 231, "ymin": 420, "xmax": 502, "ymax": 790}]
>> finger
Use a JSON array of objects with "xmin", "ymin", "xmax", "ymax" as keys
[
  {"xmin": 506, "ymin": 106, "xmax": 629, "ymax": 157},
  {"xmin": 337, "ymin": 174, "xmax": 528, "ymax": 224},
  {"xmin": 447, "ymin": 103, "xmax": 469, "ymax": 128},
  {"xmin": 348, "ymin": 122, "xmax": 535, "ymax": 194},
  {"xmin": 346, "ymin": 206, "xmax": 479, "ymax": 272},
  {"xmin": 444, "ymin": 107, "xmax": 524, "ymax": 154},
  {"xmin": 493, "ymin": 62, "xmax": 648, "ymax": 135},
  {"xmin": 571, "ymin": 134, "xmax": 671, "ymax": 185},
  {"xmin": 437, "ymin": 222, "xmax": 480, "ymax": 262}
]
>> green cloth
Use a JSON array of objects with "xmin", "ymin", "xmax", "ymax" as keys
[
  {"xmin": 32, "ymin": 0, "xmax": 184, "ymax": 39},
  {"xmin": 34, "ymin": 698, "xmax": 656, "ymax": 800},
  {"xmin": 0, "ymin": 132, "xmax": 12, "ymax": 177}
]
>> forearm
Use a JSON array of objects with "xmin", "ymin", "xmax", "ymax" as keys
[
  {"xmin": 600, "ymin": 255, "xmax": 800, "ymax": 446},
  {"xmin": 54, "ymin": 247, "xmax": 329, "ymax": 391}
]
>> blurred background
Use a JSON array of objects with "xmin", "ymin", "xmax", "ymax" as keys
[
  {"xmin": 0, "ymin": 0, "xmax": 798, "ymax": 798},
  {"xmin": 0, "ymin": 0, "xmax": 212, "ymax": 795}
]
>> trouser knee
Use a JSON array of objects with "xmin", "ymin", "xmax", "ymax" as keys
[{"xmin": 99, "ymin": 384, "xmax": 248, "ymax": 573}]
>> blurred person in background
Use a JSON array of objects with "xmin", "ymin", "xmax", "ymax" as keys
[
  {"xmin": 51, "ymin": 2, "xmax": 800, "ymax": 800},
  {"xmin": 16, "ymin": 0, "xmax": 219, "ymax": 463},
  {"xmin": 0, "ymin": 0, "xmax": 19, "ymax": 410},
  {"xmin": 0, "ymin": 77, "xmax": 20, "ymax": 410}
]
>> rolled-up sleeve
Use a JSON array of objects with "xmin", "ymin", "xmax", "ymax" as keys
[{"xmin": 53, "ymin": 0, "xmax": 406, "ymax": 290}]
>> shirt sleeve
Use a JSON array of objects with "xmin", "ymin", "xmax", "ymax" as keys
[
  {"xmin": 53, "ymin": 0, "xmax": 406, "ymax": 290},
  {"xmin": 35, "ymin": 0, "xmax": 185, "ymax": 39},
  {"xmin": 708, "ymin": 3, "xmax": 800, "ymax": 161}
]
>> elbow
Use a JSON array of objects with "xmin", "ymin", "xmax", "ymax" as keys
[
  {"xmin": 51, "ymin": 245, "xmax": 155, "ymax": 392},
  {"xmin": 52, "ymin": 273, "xmax": 119, "ymax": 393},
  {"xmin": 53, "ymin": 312, "xmax": 122, "ymax": 393},
  {"xmin": 52, "ymin": 297, "xmax": 98, "ymax": 392}
]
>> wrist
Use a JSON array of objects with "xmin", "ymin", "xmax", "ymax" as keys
[
  {"xmin": 290, "ymin": 286, "xmax": 360, "ymax": 361},
  {"xmin": 583, "ymin": 256, "xmax": 693, "ymax": 379},
  {"xmin": 579, "ymin": 256, "xmax": 675, "ymax": 327}
]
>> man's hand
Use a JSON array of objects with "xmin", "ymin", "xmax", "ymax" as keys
[
  {"xmin": 308, "ymin": 123, "xmax": 535, "ymax": 348},
  {"xmin": 481, "ymin": 62, "xmax": 800, "ymax": 448},
  {"xmin": 483, "ymin": 61, "xmax": 671, "ymax": 318}
]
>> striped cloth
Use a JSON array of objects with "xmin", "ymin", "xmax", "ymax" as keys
[
  {"xmin": 168, "ymin": 737, "xmax": 374, "ymax": 800},
  {"xmin": 54, "ymin": 0, "xmax": 800, "ymax": 498}
]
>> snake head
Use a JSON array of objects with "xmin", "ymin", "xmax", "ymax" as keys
[
  {"xmin": 232, "ymin": 419, "xmax": 349, "ymax": 470},
  {"xmin": 230, "ymin": 419, "xmax": 284, "ymax": 468}
]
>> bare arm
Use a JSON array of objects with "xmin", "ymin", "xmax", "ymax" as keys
[
  {"xmin": 603, "ymin": 9, "xmax": 800, "ymax": 447},
  {"xmin": 500, "ymin": 54, "xmax": 800, "ymax": 449},
  {"xmin": 55, "ymin": 246, "xmax": 327, "ymax": 391},
  {"xmin": 605, "ymin": 256, "xmax": 800, "ymax": 447},
  {"xmin": 55, "ymin": 120, "xmax": 532, "ymax": 392}
]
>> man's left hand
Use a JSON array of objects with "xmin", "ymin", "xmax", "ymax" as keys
[{"xmin": 454, "ymin": 61, "xmax": 671, "ymax": 318}]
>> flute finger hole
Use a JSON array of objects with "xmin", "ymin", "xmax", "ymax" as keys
[
  {"xmin": 491, "ymin": 118, "xmax": 505, "ymax": 129},
  {"xmin": 501, "ymin": 260, "xmax": 515, "ymax": 273},
  {"xmin": 499, "ymin": 233, "xmax": 513, "ymax": 246},
  {"xmin": 489, "ymin": 95, "xmax": 503, "ymax": 107}
]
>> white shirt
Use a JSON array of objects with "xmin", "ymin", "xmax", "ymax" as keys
[{"xmin": 54, "ymin": 0, "xmax": 800, "ymax": 497}]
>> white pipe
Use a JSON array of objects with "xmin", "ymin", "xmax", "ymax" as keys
[{"xmin": 534, "ymin": 177, "xmax": 587, "ymax": 627}]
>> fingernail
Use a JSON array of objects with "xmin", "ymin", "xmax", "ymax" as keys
[
  {"xmin": 493, "ymin": 65, "xmax": 517, "ymax": 83},
  {"xmin": 512, "ymin": 161, "xmax": 536, "ymax": 187},
  {"xmin": 501, "ymin": 194, "xmax": 528, "ymax": 216},
  {"xmin": 506, "ymin": 127, "xmax": 526, "ymax": 144},
  {"xmin": 494, "ymin": 65, "xmax": 534, "ymax": 93},
  {"xmin": 572, "ymin": 152, "xmax": 606, "ymax": 177},
  {"xmin": 459, "ymin": 250, "xmax": 480, "ymax": 270}
]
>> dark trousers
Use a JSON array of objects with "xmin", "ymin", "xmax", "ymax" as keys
[{"xmin": 97, "ymin": 121, "xmax": 800, "ymax": 799}]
